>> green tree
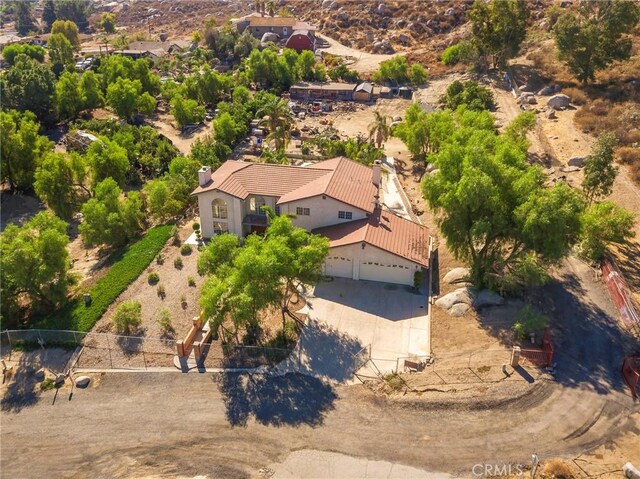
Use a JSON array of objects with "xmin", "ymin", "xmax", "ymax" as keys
[
  {"xmin": 578, "ymin": 201, "xmax": 635, "ymax": 261},
  {"xmin": 112, "ymin": 300, "xmax": 142, "ymax": 334},
  {"xmin": 295, "ymin": 50, "xmax": 317, "ymax": 81},
  {"xmin": 554, "ymin": 1, "xmax": 640, "ymax": 84},
  {"xmin": 1, "ymin": 212, "xmax": 74, "ymax": 323},
  {"xmin": 143, "ymin": 179, "xmax": 183, "ymax": 222},
  {"xmin": 441, "ymin": 80, "xmax": 495, "ymax": 111},
  {"xmin": 34, "ymin": 152, "xmax": 90, "ymax": 219},
  {"xmin": 0, "ymin": 55, "xmax": 56, "ymax": 123},
  {"xmin": 56, "ymin": 71, "xmax": 82, "ymax": 120},
  {"xmin": 54, "ymin": 0, "xmax": 90, "ymax": 32},
  {"xmin": 582, "ymin": 132, "xmax": 618, "ymax": 204},
  {"xmin": 410, "ymin": 64, "xmax": 428, "ymax": 86},
  {"xmin": 0, "ymin": 110, "xmax": 54, "ymax": 191},
  {"xmin": 441, "ymin": 41, "xmax": 475, "ymax": 66},
  {"xmin": 2, "ymin": 43, "xmax": 45, "ymax": 65},
  {"xmin": 372, "ymin": 56, "xmax": 410, "ymax": 85},
  {"xmin": 422, "ymin": 108, "xmax": 585, "ymax": 292},
  {"xmin": 106, "ymin": 77, "xmax": 157, "ymax": 122},
  {"xmin": 368, "ymin": 111, "xmax": 391, "ymax": 148},
  {"xmin": 99, "ymin": 55, "xmax": 160, "ymax": 95},
  {"xmin": 86, "ymin": 137, "xmax": 130, "ymax": 188},
  {"xmin": 79, "ymin": 70, "xmax": 104, "ymax": 110},
  {"xmin": 99, "ymin": 12, "xmax": 116, "ymax": 33},
  {"xmin": 15, "ymin": 1, "xmax": 35, "ymax": 35},
  {"xmin": 79, "ymin": 178, "xmax": 144, "ymax": 247},
  {"xmin": 468, "ymin": 0, "xmax": 529, "ymax": 69},
  {"xmin": 51, "ymin": 19, "xmax": 81, "ymax": 50},
  {"xmin": 256, "ymin": 96, "xmax": 294, "ymax": 150},
  {"xmin": 393, "ymin": 103, "xmax": 457, "ymax": 159},
  {"xmin": 42, "ymin": 0, "xmax": 57, "ymax": 32},
  {"xmin": 214, "ymin": 112, "xmax": 242, "ymax": 148},
  {"xmin": 170, "ymin": 95, "xmax": 206, "ymax": 129},
  {"xmin": 48, "ymin": 32, "xmax": 75, "ymax": 72}
]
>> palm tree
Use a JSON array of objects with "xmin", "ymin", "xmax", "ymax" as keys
[
  {"xmin": 368, "ymin": 111, "xmax": 391, "ymax": 148},
  {"xmin": 266, "ymin": 0, "xmax": 276, "ymax": 17},
  {"xmin": 257, "ymin": 97, "xmax": 294, "ymax": 151}
]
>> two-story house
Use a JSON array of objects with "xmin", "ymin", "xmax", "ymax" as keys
[{"xmin": 192, "ymin": 157, "xmax": 431, "ymax": 286}]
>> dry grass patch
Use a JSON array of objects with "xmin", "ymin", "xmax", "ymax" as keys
[{"xmin": 540, "ymin": 459, "xmax": 576, "ymax": 479}]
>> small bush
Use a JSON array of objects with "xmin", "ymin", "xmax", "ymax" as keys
[
  {"xmin": 171, "ymin": 225, "xmax": 181, "ymax": 246},
  {"xmin": 174, "ymin": 257, "xmax": 183, "ymax": 269},
  {"xmin": 540, "ymin": 460, "xmax": 575, "ymax": 479},
  {"xmin": 157, "ymin": 284, "xmax": 166, "ymax": 299},
  {"xmin": 155, "ymin": 252, "xmax": 164, "ymax": 265},
  {"xmin": 148, "ymin": 272, "xmax": 160, "ymax": 285},
  {"xmin": 617, "ymin": 146, "xmax": 640, "ymax": 165},
  {"xmin": 562, "ymin": 87, "xmax": 588, "ymax": 105},
  {"xmin": 513, "ymin": 304, "xmax": 549, "ymax": 341},
  {"xmin": 180, "ymin": 244, "xmax": 192, "ymax": 256},
  {"xmin": 40, "ymin": 378, "xmax": 55, "ymax": 391},
  {"xmin": 180, "ymin": 294, "xmax": 187, "ymax": 309},
  {"xmin": 384, "ymin": 373, "xmax": 405, "ymax": 391},
  {"xmin": 192, "ymin": 222, "xmax": 200, "ymax": 231},
  {"xmin": 187, "ymin": 276, "xmax": 196, "ymax": 287},
  {"xmin": 157, "ymin": 308, "xmax": 172, "ymax": 334},
  {"xmin": 441, "ymin": 41, "xmax": 473, "ymax": 66},
  {"xmin": 113, "ymin": 300, "xmax": 142, "ymax": 334}
]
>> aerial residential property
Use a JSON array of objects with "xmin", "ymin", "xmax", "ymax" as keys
[{"xmin": 1, "ymin": 1, "xmax": 639, "ymax": 478}]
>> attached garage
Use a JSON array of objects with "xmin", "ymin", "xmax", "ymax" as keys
[
  {"xmin": 325, "ymin": 255, "xmax": 353, "ymax": 279},
  {"xmin": 359, "ymin": 261, "xmax": 413, "ymax": 285}
]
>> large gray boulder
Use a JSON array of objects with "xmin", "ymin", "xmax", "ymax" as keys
[
  {"xmin": 538, "ymin": 86, "xmax": 555, "ymax": 96},
  {"xmin": 547, "ymin": 94, "xmax": 570, "ymax": 110},
  {"xmin": 567, "ymin": 156, "xmax": 586, "ymax": 167},
  {"xmin": 443, "ymin": 267, "xmax": 470, "ymax": 284},
  {"xmin": 473, "ymin": 290, "xmax": 505, "ymax": 308},
  {"xmin": 321, "ymin": 0, "xmax": 332, "ymax": 8},
  {"xmin": 74, "ymin": 375, "xmax": 91, "ymax": 388},
  {"xmin": 377, "ymin": 3, "xmax": 386, "ymax": 14},
  {"xmin": 435, "ymin": 287, "xmax": 473, "ymax": 310},
  {"xmin": 449, "ymin": 303, "xmax": 472, "ymax": 317},
  {"xmin": 261, "ymin": 32, "xmax": 279, "ymax": 45}
]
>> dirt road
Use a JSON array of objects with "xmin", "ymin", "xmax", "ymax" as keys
[{"xmin": 316, "ymin": 33, "xmax": 393, "ymax": 74}]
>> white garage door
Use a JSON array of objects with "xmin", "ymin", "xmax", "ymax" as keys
[
  {"xmin": 359, "ymin": 261, "xmax": 413, "ymax": 285},
  {"xmin": 325, "ymin": 256, "xmax": 353, "ymax": 279}
]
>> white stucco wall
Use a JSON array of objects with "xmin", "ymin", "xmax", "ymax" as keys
[
  {"xmin": 197, "ymin": 191, "xmax": 243, "ymax": 238},
  {"xmin": 326, "ymin": 243, "xmax": 421, "ymax": 285},
  {"xmin": 279, "ymin": 195, "xmax": 368, "ymax": 230}
]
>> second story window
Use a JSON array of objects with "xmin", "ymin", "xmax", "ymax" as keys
[
  {"xmin": 296, "ymin": 207, "xmax": 310, "ymax": 216},
  {"xmin": 250, "ymin": 196, "xmax": 266, "ymax": 216},
  {"xmin": 338, "ymin": 211, "xmax": 353, "ymax": 220},
  {"xmin": 275, "ymin": 206, "xmax": 281, "ymax": 216}
]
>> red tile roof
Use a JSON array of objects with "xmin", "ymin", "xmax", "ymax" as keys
[
  {"xmin": 313, "ymin": 209, "xmax": 431, "ymax": 267},
  {"xmin": 192, "ymin": 158, "xmax": 378, "ymax": 213}
]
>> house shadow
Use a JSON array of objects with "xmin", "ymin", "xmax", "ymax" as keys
[
  {"xmin": 310, "ymin": 278, "xmax": 426, "ymax": 322},
  {"xmin": 217, "ymin": 372, "xmax": 337, "ymax": 427},
  {"xmin": 474, "ymin": 261, "xmax": 640, "ymax": 396},
  {"xmin": 295, "ymin": 320, "xmax": 366, "ymax": 383}
]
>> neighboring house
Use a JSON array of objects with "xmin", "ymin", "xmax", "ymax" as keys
[
  {"xmin": 114, "ymin": 40, "xmax": 190, "ymax": 59},
  {"xmin": 285, "ymin": 30, "xmax": 315, "ymax": 53},
  {"xmin": 234, "ymin": 14, "xmax": 316, "ymax": 39},
  {"xmin": 0, "ymin": 33, "xmax": 23, "ymax": 51},
  {"xmin": 290, "ymin": 82, "xmax": 358, "ymax": 101},
  {"xmin": 192, "ymin": 157, "xmax": 432, "ymax": 286}
]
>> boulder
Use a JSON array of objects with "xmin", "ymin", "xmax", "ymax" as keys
[
  {"xmin": 449, "ymin": 303, "xmax": 472, "ymax": 317},
  {"xmin": 473, "ymin": 290, "xmax": 505, "ymax": 308},
  {"xmin": 425, "ymin": 163, "xmax": 437, "ymax": 173},
  {"xmin": 445, "ymin": 7, "xmax": 456, "ymax": 15},
  {"xmin": 544, "ymin": 108, "xmax": 557, "ymax": 119},
  {"xmin": 567, "ymin": 156, "xmax": 586, "ymax": 167},
  {"xmin": 54, "ymin": 374, "xmax": 66, "ymax": 387},
  {"xmin": 561, "ymin": 166, "xmax": 580, "ymax": 173},
  {"xmin": 395, "ymin": 18, "xmax": 407, "ymax": 28},
  {"xmin": 560, "ymin": 0, "xmax": 572, "ymax": 7},
  {"xmin": 75, "ymin": 375, "xmax": 91, "ymax": 388},
  {"xmin": 429, "ymin": 168, "xmax": 440, "ymax": 175},
  {"xmin": 377, "ymin": 3, "xmax": 386, "ymax": 14},
  {"xmin": 261, "ymin": 32, "xmax": 279, "ymax": 45},
  {"xmin": 547, "ymin": 94, "xmax": 570, "ymax": 110},
  {"xmin": 321, "ymin": 0, "xmax": 332, "ymax": 8},
  {"xmin": 623, "ymin": 463, "xmax": 640, "ymax": 479},
  {"xmin": 538, "ymin": 86, "xmax": 555, "ymax": 96},
  {"xmin": 398, "ymin": 33, "xmax": 411, "ymax": 45},
  {"xmin": 435, "ymin": 287, "xmax": 473, "ymax": 310},
  {"xmin": 338, "ymin": 12, "xmax": 348, "ymax": 20},
  {"xmin": 393, "ymin": 115, "xmax": 402, "ymax": 122},
  {"xmin": 407, "ymin": 22, "xmax": 417, "ymax": 31},
  {"xmin": 366, "ymin": 32, "xmax": 375, "ymax": 42},
  {"xmin": 443, "ymin": 267, "xmax": 470, "ymax": 284},
  {"xmin": 34, "ymin": 368, "xmax": 46, "ymax": 382}
]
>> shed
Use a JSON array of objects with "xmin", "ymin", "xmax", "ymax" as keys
[
  {"xmin": 398, "ymin": 87, "xmax": 413, "ymax": 100},
  {"xmin": 354, "ymin": 82, "xmax": 373, "ymax": 101},
  {"xmin": 285, "ymin": 30, "xmax": 315, "ymax": 53}
]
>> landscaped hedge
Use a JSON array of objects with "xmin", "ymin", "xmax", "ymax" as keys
[{"xmin": 38, "ymin": 225, "xmax": 173, "ymax": 332}]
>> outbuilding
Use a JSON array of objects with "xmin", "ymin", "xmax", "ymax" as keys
[
  {"xmin": 354, "ymin": 82, "xmax": 373, "ymax": 101},
  {"xmin": 285, "ymin": 29, "xmax": 316, "ymax": 52}
]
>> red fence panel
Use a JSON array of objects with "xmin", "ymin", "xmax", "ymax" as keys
[
  {"xmin": 602, "ymin": 257, "xmax": 640, "ymax": 331},
  {"xmin": 621, "ymin": 356, "xmax": 640, "ymax": 397}
]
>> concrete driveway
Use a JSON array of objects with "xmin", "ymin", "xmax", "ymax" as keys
[{"xmin": 306, "ymin": 278, "xmax": 430, "ymax": 374}]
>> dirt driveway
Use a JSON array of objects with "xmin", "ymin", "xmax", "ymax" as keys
[{"xmin": 316, "ymin": 33, "xmax": 393, "ymax": 74}]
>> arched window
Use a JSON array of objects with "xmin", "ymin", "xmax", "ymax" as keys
[
  {"xmin": 250, "ymin": 196, "xmax": 266, "ymax": 216},
  {"xmin": 212, "ymin": 199, "xmax": 228, "ymax": 219}
]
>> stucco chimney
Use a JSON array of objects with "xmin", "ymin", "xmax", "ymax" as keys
[
  {"xmin": 198, "ymin": 166, "xmax": 212, "ymax": 187},
  {"xmin": 372, "ymin": 160, "xmax": 381, "ymax": 187}
]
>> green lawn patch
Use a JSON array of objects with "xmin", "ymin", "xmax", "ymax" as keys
[{"xmin": 37, "ymin": 225, "xmax": 172, "ymax": 332}]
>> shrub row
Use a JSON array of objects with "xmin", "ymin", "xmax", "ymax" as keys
[{"xmin": 38, "ymin": 225, "xmax": 172, "ymax": 332}]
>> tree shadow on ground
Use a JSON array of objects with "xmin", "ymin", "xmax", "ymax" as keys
[
  {"xmin": 295, "ymin": 320, "xmax": 366, "ymax": 383},
  {"xmin": 218, "ymin": 372, "xmax": 337, "ymax": 427}
]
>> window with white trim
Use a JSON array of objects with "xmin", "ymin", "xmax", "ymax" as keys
[
  {"xmin": 250, "ymin": 196, "xmax": 266, "ymax": 216},
  {"xmin": 212, "ymin": 199, "xmax": 228, "ymax": 219},
  {"xmin": 338, "ymin": 211, "xmax": 352, "ymax": 220},
  {"xmin": 213, "ymin": 221, "xmax": 228, "ymax": 234},
  {"xmin": 296, "ymin": 207, "xmax": 310, "ymax": 216}
]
